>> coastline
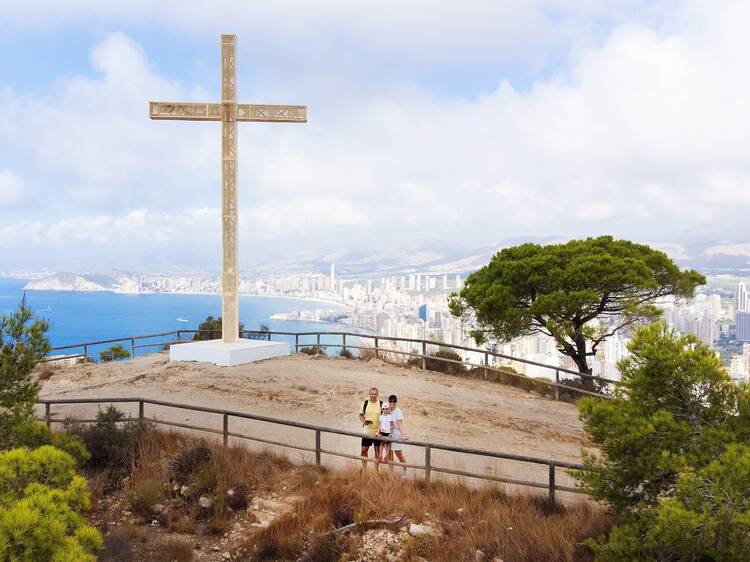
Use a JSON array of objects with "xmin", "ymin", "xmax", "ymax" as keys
[{"xmin": 23, "ymin": 286, "xmax": 351, "ymax": 310}]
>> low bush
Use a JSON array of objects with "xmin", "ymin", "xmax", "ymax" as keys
[
  {"xmin": 99, "ymin": 526, "xmax": 146, "ymax": 561},
  {"xmin": 98, "ymin": 344, "xmax": 131, "ymax": 362},
  {"xmin": 169, "ymin": 443, "xmax": 212, "ymax": 483},
  {"xmin": 10, "ymin": 420, "xmax": 90, "ymax": 465},
  {"xmin": 253, "ymin": 516, "xmax": 306, "ymax": 561},
  {"xmin": 68, "ymin": 406, "xmax": 153, "ymax": 485},
  {"xmin": 338, "ymin": 348, "xmax": 354, "ymax": 359},
  {"xmin": 408, "ymin": 348, "xmax": 465, "ymax": 375},
  {"xmin": 299, "ymin": 345, "xmax": 325, "ymax": 355},
  {"xmin": 0, "ymin": 445, "xmax": 102, "ymax": 561}
]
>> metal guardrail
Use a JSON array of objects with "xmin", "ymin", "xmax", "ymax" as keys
[
  {"xmin": 37, "ymin": 396, "xmax": 584, "ymax": 502},
  {"xmin": 45, "ymin": 329, "xmax": 615, "ymax": 400}
]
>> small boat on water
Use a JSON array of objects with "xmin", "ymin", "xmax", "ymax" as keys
[{"xmin": 176, "ymin": 317, "xmax": 190, "ymax": 323}]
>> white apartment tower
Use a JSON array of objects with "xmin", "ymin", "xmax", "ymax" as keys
[
  {"xmin": 738, "ymin": 282, "xmax": 749, "ymax": 312},
  {"xmin": 330, "ymin": 263, "xmax": 335, "ymax": 291}
]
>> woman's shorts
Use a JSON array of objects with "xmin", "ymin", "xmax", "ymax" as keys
[
  {"xmin": 391, "ymin": 433, "xmax": 403, "ymax": 451},
  {"xmin": 361, "ymin": 437, "xmax": 379, "ymax": 448},
  {"xmin": 379, "ymin": 431, "xmax": 390, "ymax": 437}
]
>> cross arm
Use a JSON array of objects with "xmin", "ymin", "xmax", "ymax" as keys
[
  {"xmin": 149, "ymin": 102, "xmax": 306, "ymax": 123},
  {"xmin": 237, "ymin": 104, "xmax": 307, "ymax": 123},
  {"xmin": 149, "ymin": 101, "xmax": 221, "ymax": 121}
]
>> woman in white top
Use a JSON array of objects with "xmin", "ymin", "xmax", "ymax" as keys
[{"xmin": 387, "ymin": 394, "xmax": 407, "ymax": 476}]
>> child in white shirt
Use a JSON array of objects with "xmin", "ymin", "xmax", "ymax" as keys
[{"xmin": 378, "ymin": 402, "xmax": 394, "ymax": 464}]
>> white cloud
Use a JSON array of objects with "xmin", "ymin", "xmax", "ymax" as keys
[
  {"xmin": 0, "ymin": 170, "xmax": 25, "ymax": 206},
  {"xmin": 1, "ymin": 2, "xmax": 750, "ymax": 268},
  {"xmin": 705, "ymin": 243, "xmax": 750, "ymax": 258}
]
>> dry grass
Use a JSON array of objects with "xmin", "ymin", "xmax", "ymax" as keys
[
  {"xmin": 114, "ymin": 427, "xmax": 612, "ymax": 561},
  {"xmin": 155, "ymin": 536, "xmax": 194, "ymax": 562},
  {"xmin": 243, "ymin": 469, "xmax": 613, "ymax": 562}
]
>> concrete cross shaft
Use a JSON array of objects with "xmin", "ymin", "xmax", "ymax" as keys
[{"xmin": 149, "ymin": 34, "xmax": 307, "ymax": 343}]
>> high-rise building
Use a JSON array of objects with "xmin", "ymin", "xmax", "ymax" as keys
[
  {"xmin": 455, "ymin": 273, "xmax": 463, "ymax": 289},
  {"xmin": 738, "ymin": 283, "xmax": 749, "ymax": 312},
  {"xmin": 418, "ymin": 304, "xmax": 428, "ymax": 322},
  {"xmin": 738, "ymin": 311, "xmax": 750, "ymax": 343},
  {"xmin": 330, "ymin": 263, "xmax": 335, "ymax": 292},
  {"xmin": 442, "ymin": 274, "xmax": 448, "ymax": 290}
]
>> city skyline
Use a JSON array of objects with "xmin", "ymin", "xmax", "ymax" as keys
[{"xmin": 1, "ymin": 2, "xmax": 750, "ymax": 270}]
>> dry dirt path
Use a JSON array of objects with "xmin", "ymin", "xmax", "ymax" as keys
[{"xmin": 38, "ymin": 353, "xmax": 593, "ymax": 498}]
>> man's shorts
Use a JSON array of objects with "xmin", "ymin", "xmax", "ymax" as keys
[{"xmin": 361, "ymin": 436, "xmax": 381, "ymax": 448}]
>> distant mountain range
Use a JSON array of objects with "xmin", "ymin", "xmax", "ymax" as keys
[
  {"xmin": 23, "ymin": 272, "xmax": 139, "ymax": 293},
  {"xmin": 242, "ymin": 237, "xmax": 750, "ymax": 277},
  {"xmin": 17, "ymin": 236, "xmax": 750, "ymax": 287}
]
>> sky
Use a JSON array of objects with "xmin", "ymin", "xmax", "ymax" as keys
[{"xmin": 0, "ymin": 0, "xmax": 749, "ymax": 271}]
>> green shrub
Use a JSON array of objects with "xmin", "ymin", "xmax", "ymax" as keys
[
  {"xmin": 0, "ymin": 445, "xmax": 102, "ymax": 561},
  {"xmin": 589, "ymin": 444, "xmax": 750, "ymax": 560},
  {"xmin": 10, "ymin": 421, "xmax": 90, "ymax": 465},
  {"xmin": 193, "ymin": 316, "xmax": 244, "ymax": 341},
  {"xmin": 409, "ymin": 348, "xmax": 465, "ymax": 375},
  {"xmin": 69, "ymin": 406, "xmax": 152, "ymax": 485},
  {"xmin": 98, "ymin": 344, "xmax": 131, "ymax": 362},
  {"xmin": 0, "ymin": 297, "xmax": 50, "ymax": 449},
  {"xmin": 576, "ymin": 323, "xmax": 750, "ymax": 560},
  {"xmin": 299, "ymin": 346, "xmax": 324, "ymax": 355},
  {"xmin": 338, "ymin": 348, "xmax": 354, "ymax": 359}
]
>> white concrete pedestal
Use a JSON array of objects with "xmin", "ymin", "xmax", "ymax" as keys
[{"xmin": 169, "ymin": 339, "xmax": 290, "ymax": 367}]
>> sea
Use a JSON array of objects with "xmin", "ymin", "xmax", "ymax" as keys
[{"xmin": 0, "ymin": 277, "xmax": 347, "ymax": 356}]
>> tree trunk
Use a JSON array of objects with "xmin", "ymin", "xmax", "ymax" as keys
[{"xmin": 572, "ymin": 332, "xmax": 595, "ymax": 391}]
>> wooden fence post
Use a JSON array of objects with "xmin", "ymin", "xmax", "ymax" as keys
[
  {"xmin": 425, "ymin": 445, "xmax": 431, "ymax": 482},
  {"xmin": 130, "ymin": 338, "xmax": 136, "ymax": 359},
  {"xmin": 554, "ymin": 370, "xmax": 560, "ymax": 401},
  {"xmin": 374, "ymin": 337, "xmax": 379, "ymax": 359},
  {"xmin": 295, "ymin": 334, "xmax": 299, "ymax": 352},
  {"xmin": 484, "ymin": 352, "xmax": 489, "ymax": 380},
  {"xmin": 138, "ymin": 400, "xmax": 144, "ymax": 420},
  {"xmin": 421, "ymin": 341, "xmax": 427, "ymax": 370},
  {"xmin": 45, "ymin": 403, "xmax": 51, "ymax": 429},
  {"xmin": 316, "ymin": 333, "xmax": 321, "ymax": 353},
  {"xmin": 342, "ymin": 334, "xmax": 347, "ymax": 355},
  {"xmin": 548, "ymin": 464, "xmax": 556, "ymax": 503},
  {"xmin": 223, "ymin": 413, "xmax": 229, "ymax": 446},
  {"xmin": 315, "ymin": 430, "xmax": 321, "ymax": 466}
]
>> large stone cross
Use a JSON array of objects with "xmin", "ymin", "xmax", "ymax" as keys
[{"xmin": 149, "ymin": 34, "xmax": 307, "ymax": 343}]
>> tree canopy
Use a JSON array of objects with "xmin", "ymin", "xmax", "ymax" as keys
[
  {"xmin": 576, "ymin": 323, "xmax": 750, "ymax": 560},
  {"xmin": 449, "ymin": 236, "xmax": 705, "ymax": 377},
  {"xmin": 0, "ymin": 296, "xmax": 50, "ymax": 447},
  {"xmin": 193, "ymin": 316, "xmax": 245, "ymax": 341}
]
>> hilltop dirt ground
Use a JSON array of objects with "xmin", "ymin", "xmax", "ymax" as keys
[{"xmin": 37, "ymin": 352, "xmax": 593, "ymax": 495}]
